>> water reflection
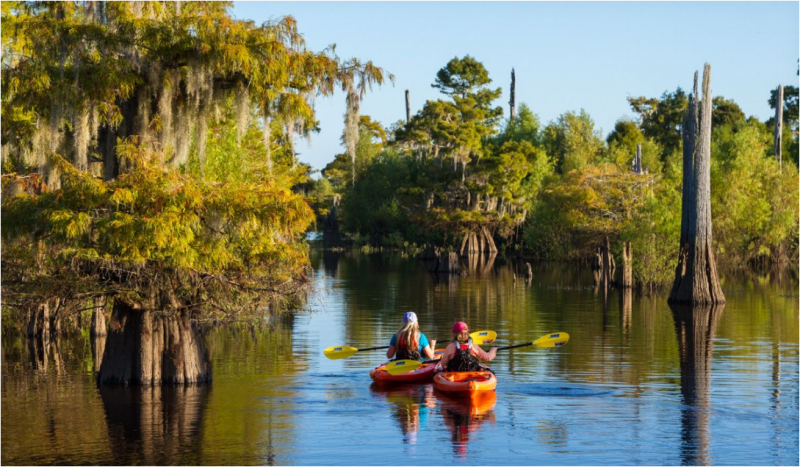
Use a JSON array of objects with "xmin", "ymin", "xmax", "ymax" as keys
[
  {"xmin": 370, "ymin": 384, "xmax": 437, "ymax": 445},
  {"xmin": 463, "ymin": 252, "xmax": 497, "ymax": 277},
  {"xmin": 322, "ymin": 250, "xmax": 341, "ymax": 277},
  {"xmin": 437, "ymin": 392, "xmax": 497, "ymax": 458},
  {"xmin": 100, "ymin": 385, "xmax": 209, "ymax": 465},
  {"xmin": 670, "ymin": 303, "xmax": 725, "ymax": 466}
]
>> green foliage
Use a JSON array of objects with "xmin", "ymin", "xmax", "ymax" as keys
[
  {"xmin": 496, "ymin": 103, "xmax": 542, "ymax": 146},
  {"xmin": 628, "ymin": 88, "xmax": 688, "ymax": 156},
  {"xmin": 338, "ymin": 150, "xmax": 420, "ymax": 245},
  {"xmin": 710, "ymin": 120, "xmax": 799, "ymax": 263},
  {"xmin": 542, "ymin": 110, "xmax": 604, "ymax": 174},
  {"xmin": 2, "ymin": 141, "xmax": 314, "ymax": 316}
]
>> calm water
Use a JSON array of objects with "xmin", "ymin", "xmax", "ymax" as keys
[{"xmin": 2, "ymin": 251, "xmax": 798, "ymax": 465}]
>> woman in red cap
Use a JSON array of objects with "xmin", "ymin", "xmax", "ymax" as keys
[{"xmin": 439, "ymin": 321, "xmax": 497, "ymax": 372}]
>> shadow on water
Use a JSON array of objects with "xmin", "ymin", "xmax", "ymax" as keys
[
  {"xmin": 99, "ymin": 385, "xmax": 210, "ymax": 465},
  {"xmin": 670, "ymin": 302, "xmax": 725, "ymax": 467}
]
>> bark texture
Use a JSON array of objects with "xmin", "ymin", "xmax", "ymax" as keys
[
  {"xmin": 669, "ymin": 64, "xmax": 725, "ymax": 305},
  {"xmin": 99, "ymin": 299, "xmax": 211, "ymax": 385},
  {"xmin": 91, "ymin": 305, "xmax": 107, "ymax": 337}
]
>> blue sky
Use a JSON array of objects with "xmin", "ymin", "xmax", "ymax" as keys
[{"xmin": 232, "ymin": 1, "xmax": 799, "ymax": 172}]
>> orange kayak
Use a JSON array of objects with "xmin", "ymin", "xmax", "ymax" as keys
[
  {"xmin": 370, "ymin": 361, "xmax": 438, "ymax": 384},
  {"xmin": 433, "ymin": 371, "xmax": 497, "ymax": 394}
]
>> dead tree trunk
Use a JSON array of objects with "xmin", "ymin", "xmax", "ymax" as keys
[
  {"xmin": 405, "ymin": 90, "xmax": 411, "ymax": 124},
  {"xmin": 774, "ymin": 85, "xmax": 783, "ymax": 172},
  {"xmin": 669, "ymin": 64, "xmax": 725, "ymax": 305},
  {"xmin": 621, "ymin": 241, "xmax": 633, "ymax": 288},
  {"xmin": 601, "ymin": 236, "xmax": 616, "ymax": 288},
  {"xmin": 633, "ymin": 143, "xmax": 643, "ymax": 174},
  {"xmin": 91, "ymin": 302, "xmax": 107, "ymax": 337},
  {"xmin": 509, "ymin": 68, "xmax": 517, "ymax": 120},
  {"xmin": 98, "ymin": 299, "xmax": 211, "ymax": 385}
]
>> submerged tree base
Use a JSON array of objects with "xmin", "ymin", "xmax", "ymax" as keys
[{"xmin": 99, "ymin": 300, "xmax": 211, "ymax": 386}]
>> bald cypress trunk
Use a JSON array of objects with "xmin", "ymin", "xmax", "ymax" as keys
[
  {"xmin": 99, "ymin": 299, "xmax": 211, "ymax": 385},
  {"xmin": 774, "ymin": 85, "xmax": 783, "ymax": 172},
  {"xmin": 669, "ymin": 64, "xmax": 725, "ymax": 305}
]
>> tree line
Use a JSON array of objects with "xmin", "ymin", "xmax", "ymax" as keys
[{"xmin": 309, "ymin": 56, "xmax": 799, "ymax": 288}]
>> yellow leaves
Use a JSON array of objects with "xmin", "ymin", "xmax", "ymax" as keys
[
  {"xmin": 110, "ymin": 187, "xmax": 135, "ymax": 207},
  {"xmin": 47, "ymin": 209, "xmax": 91, "ymax": 240}
]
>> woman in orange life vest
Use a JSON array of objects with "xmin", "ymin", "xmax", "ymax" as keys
[
  {"xmin": 438, "ymin": 321, "xmax": 497, "ymax": 372},
  {"xmin": 386, "ymin": 312, "xmax": 436, "ymax": 361}
]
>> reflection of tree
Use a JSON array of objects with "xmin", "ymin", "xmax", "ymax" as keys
[
  {"xmin": 100, "ymin": 385, "xmax": 209, "ymax": 465},
  {"xmin": 322, "ymin": 250, "xmax": 342, "ymax": 278},
  {"xmin": 2, "ymin": 332, "xmax": 112, "ymax": 465},
  {"xmin": 620, "ymin": 288, "xmax": 632, "ymax": 338},
  {"xmin": 462, "ymin": 252, "xmax": 497, "ymax": 277},
  {"xmin": 437, "ymin": 392, "xmax": 497, "ymax": 458},
  {"xmin": 200, "ymin": 318, "xmax": 303, "ymax": 465},
  {"xmin": 670, "ymin": 303, "xmax": 724, "ymax": 466}
]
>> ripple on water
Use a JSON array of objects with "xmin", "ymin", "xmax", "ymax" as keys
[{"xmin": 502, "ymin": 382, "xmax": 616, "ymax": 398}]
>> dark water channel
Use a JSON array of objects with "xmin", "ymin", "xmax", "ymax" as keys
[{"xmin": 2, "ymin": 251, "xmax": 798, "ymax": 465}]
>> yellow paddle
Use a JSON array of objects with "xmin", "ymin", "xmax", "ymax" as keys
[
  {"xmin": 324, "ymin": 330, "xmax": 497, "ymax": 360},
  {"xmin": 383, "ymin": 331, "xmax": 570, "ymax": 375}
]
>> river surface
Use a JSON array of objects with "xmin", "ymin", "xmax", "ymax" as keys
[{"xmin": 2, "ymin": 251, "xmax": 798, "ymax": 465}]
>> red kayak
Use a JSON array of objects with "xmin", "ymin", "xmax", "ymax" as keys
[
  {"xmin": 370, "ymin": 361, "xmax": 438, "ymax": 384},
  {"xmin": 369, "ymin": 348, "xmax": 445, "ymax": 385}
]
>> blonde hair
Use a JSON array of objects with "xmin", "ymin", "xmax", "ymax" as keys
[
  {"xmin": 396, "ymin": 321, "xmax": 420, "ymax": 351},
  {"xmin": 452, "ymin": 331, "xmax": 470, "ymax": 344}
]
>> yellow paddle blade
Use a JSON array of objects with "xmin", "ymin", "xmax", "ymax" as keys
[
  {"xmin": 384, "ymin": 359, "xmax": 424, "ymax": 375},
  {"xmin": 470, "ymin": 330, "xmax": 497, "ymax": 345},
  {"xmin": 324, "ymin": 345, "xmax": 359, "ymax": 360},
  {"xmin": 533, "ymin": 332, "xmax": 570, "ymax": 348}
]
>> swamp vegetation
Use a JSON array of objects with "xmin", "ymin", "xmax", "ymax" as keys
[{"xmin": 0, "ymin": 1, "xmax": 797, "ymax": 389}]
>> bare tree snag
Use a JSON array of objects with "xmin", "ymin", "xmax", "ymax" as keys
[
  {"xmin": 669, "ymin": 64, "xmax": 725, "ymax": 305},
  {"xmin": 622, "ymin": 241, "xmax": 633, "ymax": 288},
  {"xmin": 774, "ymin": 85, "xmax": 783, "ymax": 172},
  {"xmin": 633, "ymin": 143, "xmax": 643, "ymax": 174},
  {"xmin": 405, "ymin": 89, "xmax": 411, "ymax": 123},
  {"xmin": 92, "ymin": 302, "xmax": 107, "ymax": 337},
  {"xmin": 509, "ymin": 69, "xmax": 516, "ymax": 120},
  {"xmin": 601, "ymin": 236, "xmax": 615, "ymax": 288}
]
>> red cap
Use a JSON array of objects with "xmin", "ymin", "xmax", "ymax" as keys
[{"xmin": 451, "ymin": 321, "xmax": 469, "ymax": 333}]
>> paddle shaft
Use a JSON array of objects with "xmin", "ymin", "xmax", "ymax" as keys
[{"xmin": 495, "ymin": 342, "xmax": 535, "ymax": 352}]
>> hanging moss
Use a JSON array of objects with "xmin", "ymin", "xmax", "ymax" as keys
[
  {"xmin": 235, "ymin": 82, "xmax": 249, "ymax": 145},
  {"xmin": 74, "ymin": 105, "xmax": 90, "ymax": 171}
]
